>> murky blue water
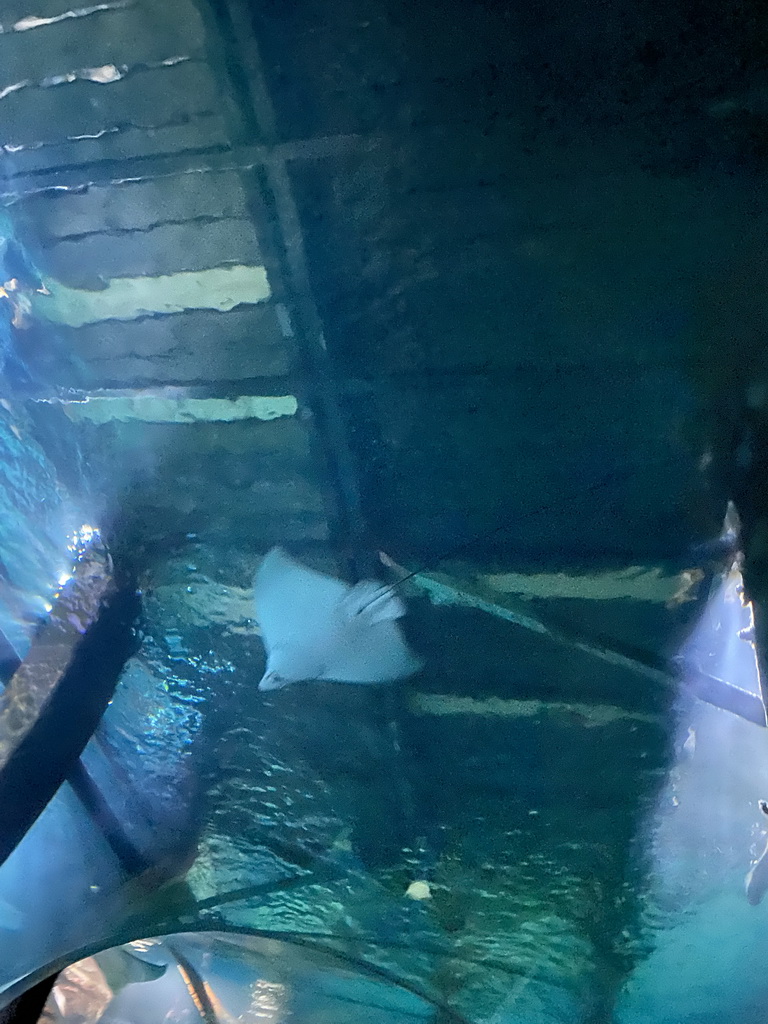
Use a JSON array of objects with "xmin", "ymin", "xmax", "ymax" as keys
[
  {"xmin": 1, "ymin": 4, "xmax": 767, "ymax": 1017},
  {"xmin": 0, "ymin": 389, "xmax": 761, "ymax": 1022}
]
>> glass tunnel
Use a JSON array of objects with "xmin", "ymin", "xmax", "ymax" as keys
[{"xmin": 1, "ymin": 0, "xmax": 768, "ymax": 1021}]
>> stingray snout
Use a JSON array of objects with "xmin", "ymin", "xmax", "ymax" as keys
[{"xmin": 258, "ymin": 670, "xmax": 293, "ymax": 692}]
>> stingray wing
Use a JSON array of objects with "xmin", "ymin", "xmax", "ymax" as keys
[
  {"xmin": 318, "ymin": 616, "xmax": 423, "ymax": 684},
  {"xmin": 254, "ymin": 547, "xmax": 349, "ymax": 655}
]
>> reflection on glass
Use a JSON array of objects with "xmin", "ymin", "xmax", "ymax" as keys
[
  {"xmin": 618, "ymin": 555, "xmax": 768, "ymax": 1023},
  {"xmin": 41, "ymin": 931, "xmax": 438, "ymax": 1024}
]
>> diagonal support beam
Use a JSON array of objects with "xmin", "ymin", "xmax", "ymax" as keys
[
  {"xmin": 0, "ymin": 540, "xmax": 140, "ymax": 869},
  {"xmin": 385, "ymin": 554, "xmax": 768, "ymax": 727}
]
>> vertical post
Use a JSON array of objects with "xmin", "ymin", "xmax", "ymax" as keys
[{"xmin": 202, "ymin": 0, "xmax": 373, "ymax": 579}]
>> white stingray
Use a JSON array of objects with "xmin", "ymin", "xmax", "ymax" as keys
[{"xmin": 254, "ymin": 547, "xmax": 423, "ymax": 691}]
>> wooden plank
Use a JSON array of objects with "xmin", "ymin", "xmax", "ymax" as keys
[
  {"xmin": 28, "ymin": 304, "xmax": 293, "ymax": 387},
  {"xmin": 0, "ymin": 117, "xmax": 232, "ymax": 179},
  {"xmin": 0, "ymin": 61, "xmax": 221, "ymax": 147},
  {"xmin": 0, "ymin": 5, "xmax": 206, "ymax": 86},
  {"xmin": 27, "ymin": 219, "xmax": 263, "ymax": 288},
  {"xmin": 14, "ymin": 173, "xmax": 250, "ymax": 238}
]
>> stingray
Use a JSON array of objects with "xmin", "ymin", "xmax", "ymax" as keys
[{"xmin": 253, "ymin": 547, "xmax": 423, "ymax": 691}]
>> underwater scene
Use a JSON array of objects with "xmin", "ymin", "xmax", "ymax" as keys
[{"xmin": 1, "ymin": 0, "xmax": 768, "ymax": 1021}]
